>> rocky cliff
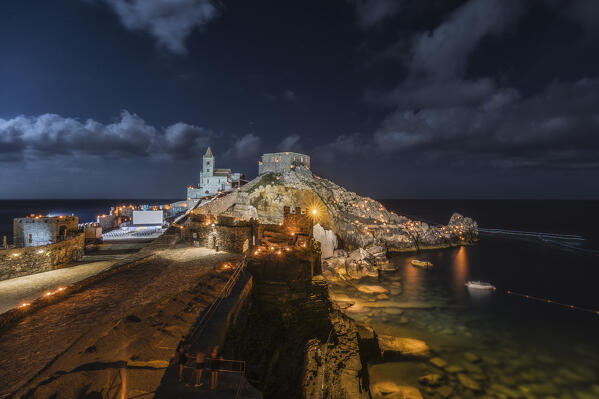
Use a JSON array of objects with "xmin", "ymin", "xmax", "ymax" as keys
[{"xmin": 239, "ymin": 165, "xmax": 478, "ymax": 253}]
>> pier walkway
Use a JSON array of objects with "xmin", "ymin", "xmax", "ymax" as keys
[{"xmin": 0, "ymin": 246, "xmax": 241, "ymax": 398}]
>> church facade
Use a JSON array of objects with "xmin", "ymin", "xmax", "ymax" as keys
[{"xmin": 187, "ymin": 147, "xmax": 243, "ymax": 207}]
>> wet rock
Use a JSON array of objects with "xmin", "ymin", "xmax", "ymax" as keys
[
  {"xmin": 383, "ymin": 308, "xmax": 403, "ymax": 315},
  {"xmin": 457, "ymin": 373, "xmax": 481, "ymax": 391},
  {"xmin": 436, "ymin": 385, "xmax": 453, "ymax": 398},
  {"xmin": 370, "ymin": 383, "xmax": 424, "ymax": 399},
  {"xmin": 376, "ymin": 294, "xmax": 389, "ymax": 300},
  {"xmin": 377, "ymin": 335, "xmax": 431, "ymax": 359},
  {"xmin": 444, "ymin": 365, "xmax": 464, "ymax": 374},
  {"xmin": 430, "ymin": 357, "xmax": 448, "ymax": 368},
  {"xmin": 462, "ymin": 362, "xmax": 483, "ymax": 374},
  {"xmin": 418, "ymin": 373, "xmax": 443, "ymax": 387},
  {"xmin": 528, "ymin": 382, "xmax": 559, "ymax": 396},
  {"xmin": 558, "ymin": 368, "xmax": 588, "ymax": 382},
  {"xmin": 488, "ymin": 383, "xmax": 522, "ymax": 398},
  {"xmin": 573, "ymin": 390, "xmax": 597, "ymax": 399},
  {"xmin": 357, "ymin": 285, "xmax": 389, "ymax": 295},
  {"xmin": 464, "ymin": 352, "xmax": 480, "ymax": 363}
]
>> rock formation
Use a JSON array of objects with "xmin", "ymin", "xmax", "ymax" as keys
[
  {"xmin": 199, "ymin": 164, "xmax": 478, "ymax": 280},
  {"xmin": 239, "ymin": 165, "xmax": 478, "ymax": 253}
]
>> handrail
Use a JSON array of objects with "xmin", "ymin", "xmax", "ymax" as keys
[{"xmin": 189, "ymin": 254, "xmax": 247, "ymax": 342}]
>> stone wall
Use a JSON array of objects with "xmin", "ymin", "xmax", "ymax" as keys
[
  {"xmin": 258, "ymin": 152, "xmax": 310, "ymax": 175},
  {"xmin": 184, "ymin": 214, "xmax": 253, "ymax": 253},
  {"xmin": 192, "ymin": 192, "xmax": 241, "ymax": 216},
  {"xmin": 0, "ymin": 233, "xmax": 85, "ymax": 281}
]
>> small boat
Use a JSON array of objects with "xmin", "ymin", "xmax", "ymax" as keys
[
  {"xmin": 465, "ymin": 281, "xmax": 496, "ymax": 291},
  {"xmin": 411, "ymin": 259, "xmax": 433, "ymax": 268}
]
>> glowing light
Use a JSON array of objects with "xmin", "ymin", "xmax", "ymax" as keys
[
  {"xmin": 57, "ymin": 287, "xmax": 65, "ymax": 292},
  {"xmin": 20, "ymin": 303, "xmax": 29, "ymax": 308},
  {"xmin": 12, "ymin": 253, "xmax": 20, "ymax": 257},
  {"xmin": 44, "ymin": 292, "xmax": 52, "ymax": 297}
]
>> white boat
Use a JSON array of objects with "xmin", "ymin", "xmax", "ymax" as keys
[{"xmin": 465, "ymin": 281, "xmax": 496, "ymax": 291}]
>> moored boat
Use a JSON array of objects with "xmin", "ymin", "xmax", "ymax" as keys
[
  {"xmin": 465, "ymin": 281, "xmax": 496, "ymax": 291},
  {"xmin": 411, "ymin": 259, "xmax": 433, "ymax": 268}
]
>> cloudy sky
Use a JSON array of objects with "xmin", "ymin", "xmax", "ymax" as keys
[{"xmin": 1, "ymin": 0, "xmax": 598, "ymax": 199}]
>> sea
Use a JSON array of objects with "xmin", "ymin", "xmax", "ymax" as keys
[
  {"xmin": 339, "ymin": 200, "xmax": 599, "ymax": 398},
  {"xmin": 1, "ymin": 199, "xmax": 598, "ymax": 396}
]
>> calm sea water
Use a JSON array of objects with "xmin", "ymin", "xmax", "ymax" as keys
[
  {"xmin": 0, "ymin": 199, "xmax": 179, "ymax": 242},
  {"xmin": 337, "ymin": 200, "xmax": 599, "ymax": 398}
]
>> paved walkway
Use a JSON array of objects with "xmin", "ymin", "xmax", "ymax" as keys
[
  {"xmin": 0, "ymin": 261, "xmax": 113, "ymax": 314},
  {"xmin": 0, "ymin": 246, "xmax": 241, "ymax": 397},
  {"xmin": 155, "ymin": 271, "xmax": 262, "ymax": 398}
]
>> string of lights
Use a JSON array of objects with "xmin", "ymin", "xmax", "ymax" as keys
[{"xmin": 504, "ymin": 289, "xmax": 599, "ymax": 316}]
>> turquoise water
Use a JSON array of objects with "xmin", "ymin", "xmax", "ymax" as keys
[{"xmin": 331, "ymin": 237, "xmax": 599, "ymax": 398}]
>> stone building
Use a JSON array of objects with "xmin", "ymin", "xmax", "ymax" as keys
[
  {"xmin": 258, "ymin": 152, "xmax": 310, "ymax": 175},
  {"xmin": 187, "ymin": 147, "xmax": 244, "ymax": 207},
  {"xmin": 13, "ymin": 216, "xmax": 79, "ymax": 247}
]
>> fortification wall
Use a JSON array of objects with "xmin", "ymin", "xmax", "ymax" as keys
[
  {"xmin": 192, "ymin": 192, "xmax": 241, "ymax": 216},
  {"xmin": 258, "ymin": 152, "xmax": 310, "ymax": 175},
  {"xmin": 0, "ymin": 233, "xmax": 85, "ymax": 281}
]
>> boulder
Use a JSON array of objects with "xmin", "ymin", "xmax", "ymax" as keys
[
  {"xmin": 313, "ymin": 223, "xmax": 337, "ymax": 259},
  {"xmin": 436, "ymin": 385, "xmax": 453, "ymax": 398},
  {"xmin": 418, "ymin": 373, "xmax": 443, "ymax": 386},
  {"xmin": 370, "ymin": 382, "xmax": 424, "ymax": 399},
  {"xmin": 357, "ymin": 285, "xmax": 389, "ymax": 294},
  {"xmin": 377, "ymin": 335, "xmax": 431, "ymax": 359},
  {"xmin": 457, "ymin": 373, "xmax": 482, "ymax": 391},
  {"xmin": 444, "ymin": 365, "xmax": 464, "ymax": 374},
  {"xmin": 464, "ymin": 351, "xmax": 481, "ymax": 363},
  {"xmin": 348, "ymin": 248, "xmax": 371, "ymax": 262},
  {"xmin": 429, "ymin": 357, "xmax": 448, "ymax": 368}
]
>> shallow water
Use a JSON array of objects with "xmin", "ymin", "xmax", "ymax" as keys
[{"xmin": 331, "ymin": 237, "xmax": 599, "ymax": 398}]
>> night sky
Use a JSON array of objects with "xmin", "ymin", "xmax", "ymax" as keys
[{"xmin": 1, "ymin": 0, "xmax": 598, "ymax": 199}]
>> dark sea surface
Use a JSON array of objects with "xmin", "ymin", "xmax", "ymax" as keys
[
  {"xmin": 334, "ymin": 199, "xmax": 599, "ymax": 398},
  {"xmin": 0, "ymin": 199, "xmax": 178, "ymax": 243}
]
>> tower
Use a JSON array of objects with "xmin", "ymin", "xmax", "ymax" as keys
[{"xmin": 203, "ymin": 147, "xmax": 214, "ymax": 177}]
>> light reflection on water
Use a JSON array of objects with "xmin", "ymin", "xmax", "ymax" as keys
[{"xmin": 332, "ymin": 238, "xmax": 599, "ymax": 398}]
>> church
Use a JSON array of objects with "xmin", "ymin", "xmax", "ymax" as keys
[{"xmin": 187, "ymin": 147, "xmax": 244, "ymax": 207}]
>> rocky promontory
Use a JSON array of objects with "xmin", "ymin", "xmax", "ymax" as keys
[{"xmin": 199, "ymin": 163, "xmax": 477, "ymax": 278}]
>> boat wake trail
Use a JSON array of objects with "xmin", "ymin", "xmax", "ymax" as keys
[{"xmin": 479, "ymin": 228, "xmax": 599, "ymax": 255}]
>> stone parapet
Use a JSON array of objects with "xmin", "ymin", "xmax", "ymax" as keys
[{"xmin": 0, "ymin": 233, "xmax": 84, "ymax": 281}]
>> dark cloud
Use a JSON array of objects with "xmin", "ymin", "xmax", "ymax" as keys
[
  {"xmin": 408, "ymin": 0, "xmax": 523, "ymax": 80},
  {"xmin": 566, "ymin": 0, "xmax": 599, "ymax": 37},
  {"xmin": 373, "ymin": 78, "xmax": 599, "ymax": 168},
  {"xmin": 224, "ymin": 134, "xmax": 261, "ymax": 160},
  {"xmin": 339, "ymin": 0, "xmax": 599, "ymax": 171},
  {"xmin": 276, "ymin": 135, "xmax": 302, "ymax": 152},
  {"xmin": 349, "ymin": 0, "xmax": 401, "ymax": 29},
  {"xmin": 93, "ymin": 0, "xmax": 220, "ymax": 54},
  {"xmin": 0, "ymin": 111, "xmax": 213, "ymax": 162}
]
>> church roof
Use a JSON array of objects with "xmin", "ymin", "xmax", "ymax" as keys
[
  {"xmin": 204, "ymin": 147, "xmax": 213, "ymax": 157},
  {"xmin": 214, "ymin": 168, "xmax": 231, "ymax": 176}
]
